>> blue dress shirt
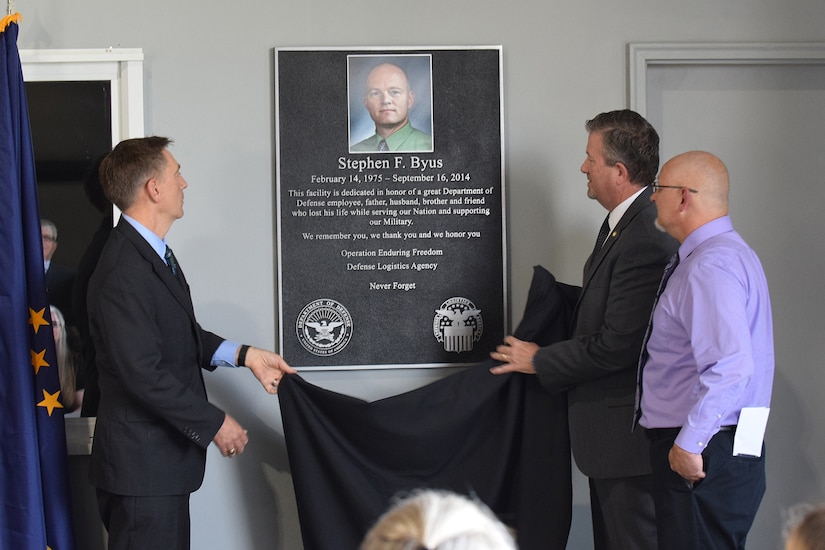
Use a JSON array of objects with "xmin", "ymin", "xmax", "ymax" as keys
[{"xmin": 121, "ymin": 214, "xmax": 240, "ymax": 367}]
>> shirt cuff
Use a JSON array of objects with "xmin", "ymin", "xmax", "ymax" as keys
[
  {"xmin": 674, "ymin": 424, "xmax": 715, "ymax": 455},
  {"xmin": 211, "ymin": 340, "xmax": 242, "ymax": 368}
]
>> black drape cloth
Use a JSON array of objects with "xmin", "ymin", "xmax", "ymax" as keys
[{"xmin": 278, "ymin": 266, "xmax": 578, "ymax": 550}]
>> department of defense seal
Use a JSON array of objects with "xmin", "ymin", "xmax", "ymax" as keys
[
  {"xmin": 433, "ymin": 297, "xmax": 483, "ymax": 353},
  {"xmin": 296, "ymin": 298, "xmax": 353, "ymax": 356}
]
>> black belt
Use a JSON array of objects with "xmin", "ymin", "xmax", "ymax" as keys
[{"xmin": 645, "ymin": 425, "xmax": 736, "ymax": 440}]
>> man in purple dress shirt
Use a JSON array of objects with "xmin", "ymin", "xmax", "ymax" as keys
[{"xmin": 639, "ymin": 150, "xmax": 774, "ymax": 549}]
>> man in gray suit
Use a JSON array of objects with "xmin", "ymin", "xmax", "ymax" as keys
[
  {"xmin": 87, "ymin": 137, "xmax": 296, "ymax": 550},
  {"xmin": 491, "ymin": 110, "xmax": 677, "ymax": 550}
]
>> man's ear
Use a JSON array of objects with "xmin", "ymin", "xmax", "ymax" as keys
[
  {"xmin": 614, "ymin": 161, "xmax": 629, "ymax": 182},
  {"xmin": 145, "ymin": 176, "xmax": 161, "ymax": 202},
  {"xmin": 408, "ymin": 90, "xmax": 415, "ymax": 109},
  {"xmin": 679, "ymin": 187, "xmax": 692, "ymax": 211}
]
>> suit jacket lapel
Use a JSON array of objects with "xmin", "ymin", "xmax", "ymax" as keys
[
  {"xmin": 116, "ymin": 219, "xmax": 197, "ymax": 321},
  {"xmin": 575, "ymin": 187, "xmax": 655, "ymax": 316}
]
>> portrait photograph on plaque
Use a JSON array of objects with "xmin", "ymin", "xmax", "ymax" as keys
[
  {"xmin": 348, "ymin": 54, "xmax": 434, "ymax": 154},
  {"xmin": 275, "ymin": 46, "xmax": 506, "ymax": 369}
]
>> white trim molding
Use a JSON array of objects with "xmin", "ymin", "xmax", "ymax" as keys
[
  {"xmin": 20, "ymin": 48, "xmax": 145, "ymax": 141},
  {"xmin": 628, "ymin": 42, "xmax": 825, "ymax": 115}
]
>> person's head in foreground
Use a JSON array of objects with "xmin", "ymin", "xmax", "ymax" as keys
[
  {"xmin": 360, "ymin": 489, "xmax": 517, "ymax": 550},
  {"xmin": 785, "ymin": 503, "xmax": 825, "ymax": 550}
]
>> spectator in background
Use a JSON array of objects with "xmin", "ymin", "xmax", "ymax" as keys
[
  {"xmin": 42, "ymin": 218, "xmax": 76, "ymax": 325},
  {"xmin": 50, "ymin": 305, "xmax": 81, "ymax": 415},
  {"xmin": 72, "ymin": 153, "xmax": 112, "ymax": 416},
  {"xmin": 360, "ymin": 490, "xmax": 517, "ymax": 550}
]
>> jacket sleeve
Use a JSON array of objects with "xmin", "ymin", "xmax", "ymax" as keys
[{"xmin": 534, "ymin": 212, "xmax": 676, "ymax": 392}]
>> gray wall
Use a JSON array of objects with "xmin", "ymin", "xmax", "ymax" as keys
[{"xmin": 18, "ymin": 0, "xmax": 825, "ymax": 548}]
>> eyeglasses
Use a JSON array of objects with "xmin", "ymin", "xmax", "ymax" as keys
[
  {"xmin": 42, "ymin": 235, "xmax": 57, "ymax": 242},
  {"xmin": 651, "ymin": 182, "xmax": 698, "ymax": 194}
]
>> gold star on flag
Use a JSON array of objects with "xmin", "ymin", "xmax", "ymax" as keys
[
  {"xmin": 29, "ymin": 306, "xmax": 50, "ymax": 334},
  {"xmin": 37, "ymin": 389, "xmax": 63, "ymax": 416},
  {"xmin": 31, "ymin": 348, "xmax": 50, "ymax": 374}
]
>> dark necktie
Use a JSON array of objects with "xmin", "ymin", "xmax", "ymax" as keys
[
  {"xmin": 593, "ymin": 216, "xmax": 610, "ymax": 254},
  {"xmin": 164, "ymin": 245, "xmax": 182, "ymax": 281},
  {"xmin": 377, "ymin": 139, "xmax": 388, "ymax": 152},
  {"xmin": 633, "ymin": 252, "xmax": 680, "ymax": 428}
]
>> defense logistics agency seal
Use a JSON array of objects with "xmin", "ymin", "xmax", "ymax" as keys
[
  {"xmin": 433, "ymin": 297, "xmax": 483, "ymax": 353},
  {"xmin": 296, "ymin": 299, "xmax": 353, "ymax": 356}
]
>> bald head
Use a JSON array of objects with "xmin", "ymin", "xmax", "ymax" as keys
[
  {"xmin": 363, "ymin": 63, "xmax": 414, "ymax": 138},
  {"xmin": 653, "ymin": 151, "xmax": 731, "ymax": 242},
  {"xmin": 667, "ymin": 151, "xmax": 729, "ymax": 209}
]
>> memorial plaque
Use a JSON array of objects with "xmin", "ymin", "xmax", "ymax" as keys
[{"xmin": 275, "ymin": 47, "xmax": 506, "ymax": 369}]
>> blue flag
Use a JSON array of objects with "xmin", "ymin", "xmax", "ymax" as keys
[{"xmin": 0, "ymin": 14, "xmax": 76, "ymax": 550}]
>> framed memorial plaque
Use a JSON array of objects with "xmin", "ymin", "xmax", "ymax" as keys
[{"xmin": 275, "ymin": 46, "xmax": 506, "ymax": 369}]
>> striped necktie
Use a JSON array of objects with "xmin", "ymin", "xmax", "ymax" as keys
[{"xmin": 164, "ymin": 245, "xmax": 181, "ymax": 281}]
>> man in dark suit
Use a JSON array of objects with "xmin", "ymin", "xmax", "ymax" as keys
[
  {"xmin": 491, "ymin": 110, "xmax": 677, "ymax": 550},
  {"xmin": 87, "ymin": 136, "xmax": 296, "ymax": 550}
]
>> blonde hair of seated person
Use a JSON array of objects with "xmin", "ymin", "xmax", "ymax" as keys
[
  {"xmin": 786, "ymin": 503, "xmax": 825, "ymax": 550},
  {"xmin": 50, "ymin": 305, "xmax": 78, "ymax": 412},
  {"xmin": 360, "ymin": 490, "xmax": 517, "ymax": 550}
]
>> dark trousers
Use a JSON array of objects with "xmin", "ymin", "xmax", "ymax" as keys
[
  {"xmin": 97, "ymin": 489, "xmax": 191, "ymax": 550},
  {"xmin": 589, "ymin": 474, "xmax": 658, "ymax": 550},
  {"xmin": 647, "ymin": 429, "xmax": 766, "ymax": 550}
]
